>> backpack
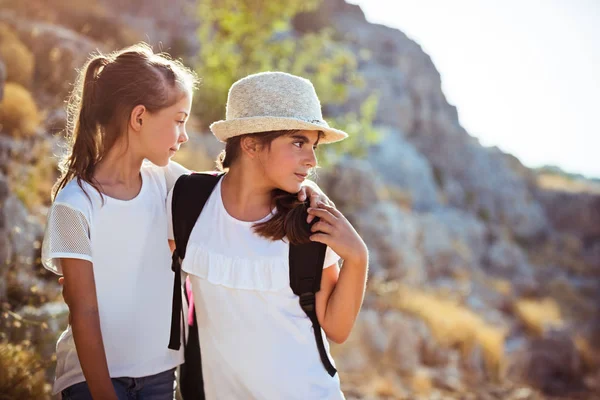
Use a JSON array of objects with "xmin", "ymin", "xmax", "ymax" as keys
[{"xmin": 167, "ymin": 172, "xmax": 337, "ymax": 399}]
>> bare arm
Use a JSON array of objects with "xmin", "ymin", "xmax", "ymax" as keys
[
  {"xmin": 310, "ymin": 204, "xmax": 369, "ymax": 344},
  {"xmin": 61, "ymin": 259, "xmax": 118, "ymax": 400},
  {"xmin": 315, "ymin": 258, "xmax": 368, "ymax": 344}
]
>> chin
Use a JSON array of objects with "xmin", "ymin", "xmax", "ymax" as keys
[
  {"xmin": 148, "ymin": 156, "xmax": 170, "ymax": 167},
  {"xmin": 286, "ymin": 183, "xmax": 303, "ymax": 194}
]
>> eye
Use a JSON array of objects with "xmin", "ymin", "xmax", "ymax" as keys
[
  {"xmin": 177, "ymin": 120, "xmax": 186, "ymax": 125},
  {"xmin": 293, "ymin": 141, "xmax": 303, "ymax": 148}
]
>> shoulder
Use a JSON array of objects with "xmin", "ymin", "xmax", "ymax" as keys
[
  {"xmin": 143, "ymin": 160, "xmax": 191, "ymax": 192},
  {"xmin": 53, "ymin": 179, "xmax": 96, "ymax": 214}
]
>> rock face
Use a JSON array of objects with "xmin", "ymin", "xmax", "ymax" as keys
[
  {"xmin": 0, "ymin": 174, "xmax": 10, "ymax": 301},
  {"xmin": 316, "ymin": 0, "xmax": 549, "ymax": 242},
  {"xmin": 368, "ymin": 127, "xmax": 440, "ymax": 211},
  {"xmin": 508, "ymin": 330, "xmax": 587, "ymax": 396},
  {"xmin": 97, "ymin": 0, "xmax": 200, "ymax": 55},
  {"xmin": 311, "ymin": 1, "xmax": 599, "ymax": 397},
  {"xmin": 537, "ymin": 188, "xmax": 600, "ymax": 242},
  {"xmin": 0, "ymin": 59, "xmax": 5, "ymax": 101}
]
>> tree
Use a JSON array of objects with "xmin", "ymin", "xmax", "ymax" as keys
[{"xmin": 194, "ymin": 0, "xmax": 379, "ymax": 165}]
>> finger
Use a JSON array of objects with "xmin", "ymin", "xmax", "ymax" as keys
[
  {"xmin": 307, "ymin": 207, "xmax": 337, "ymax": 223},
  {"xmin": 307, "ymin": 213, "xmax": 315, "ymax": 224},
  {"xmin": 311, "ymin": 220, "xmax": 335, "ymax": 234},
  {"xmin": 58, "ymin": 277, "xmax": 64, "ymax": 286},
  {"xmin": 316, "ymin": 193, "xmax": 334, "ymax": 207},
  {"xmin": 297, "ymin": 187, "xmax": 307, "ymax": 202},
  {"xmin": 309, "ymin": 232, "xmax": 333, "ymax": 246},
  {"xmin": 317, "ymin": 201, "xmax": 342, "ymax": 218},
  {"xmin": 309, "ymin": 192, "xmax": 321, "ymax": 209}
]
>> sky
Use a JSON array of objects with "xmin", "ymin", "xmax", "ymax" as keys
[{"xmin": 348, "ymin": 0, "xmax": 600, "ymax": 178}]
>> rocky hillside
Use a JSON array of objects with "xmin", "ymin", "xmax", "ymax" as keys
[{"xmin": 0, "ymin": 0, "xmax": 598, "ymax": 399}]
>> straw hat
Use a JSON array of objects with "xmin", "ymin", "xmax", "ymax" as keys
[{"xmin": 209, "ymin": 72, "xmax": 348, "ymax": 144}]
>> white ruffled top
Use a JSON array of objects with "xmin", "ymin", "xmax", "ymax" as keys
[{"xmin": 167, "ymin": 178, "xmax": 344, "ymax": 400}]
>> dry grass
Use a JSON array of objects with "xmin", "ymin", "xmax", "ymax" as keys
[
  {"xmin": 537, "ymin": 172, "xmax": 600, "ymax": 195},
  {"xmin": 0, "ymin": 83, "xmax": 42, "ymax": 137},
  {"xmin": 366, "ymin": 372, "xmax": 408, "ymax": 399},
  {"xmin": 409, "ymin": 367, "xmax": 434, "ymax": 396},
  {"xmin": 378, "ymin": 282, "xmax": 507, "ymax": 381},
  {"xmin": 513, "ymin": 298, "xmax": 563, "ymax": 337},
  {"xmin": 0, "ymin": 24, "xmax": 35, "ymax": 87},
  {"xmin": 489, "ymin": 278, "xmax": 513, "ymax": 296},
  {"xmin": 0, "ymin": 340, "xmax": 50, "ymax": 399},
  {"xmin": 8, "ymin": 140, "xmax": 56, "ymax": 210},
  {"xmin": 385, "ymin": 186, "xmax": 413, "ymax": 211},
  {"xmin": 575, "ymin": 335, "xmax": 600, "ymax": 372},
  {"xmin": 545, "ymin": 278, "xmax": 595, "ymax": 323}
]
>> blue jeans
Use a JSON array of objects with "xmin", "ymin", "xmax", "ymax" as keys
[{"xmin": 61, "ymin": 368, "xmax": 176, "ymax": 400}]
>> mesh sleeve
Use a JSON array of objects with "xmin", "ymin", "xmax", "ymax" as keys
[
  {"xmin": 41, "ymin": 203, "xmax": 92, "ymax": 275},
  {"xmin": 323, "ymin": 246, "xmax": 340, "ymax": 269}
]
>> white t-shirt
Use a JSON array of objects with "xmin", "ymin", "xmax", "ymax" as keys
[
  {"xmin": 167, "ymin": 177, "xmax": 345, "ymax": 400},
  {"xmin": 42, "ymin": 160, "xmax": 189, "ymax": 395}
]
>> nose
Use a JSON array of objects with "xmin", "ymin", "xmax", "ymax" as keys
[
  {"xmin": 305, "ymin": 148, "xmax": 317, "ymax": 168},
  {"xmin": 178, "ymin": 129, "xmax": 189, "ymax": 144}
]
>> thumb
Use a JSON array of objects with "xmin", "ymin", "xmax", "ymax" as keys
[{"xmin": 297, "ymin": 187, "xmax": 307, "ymax": 202}]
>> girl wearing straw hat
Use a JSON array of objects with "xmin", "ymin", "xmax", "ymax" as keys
[{"xmin": 168, "ymin": 72, "xmax": 369, "ymax": 399}]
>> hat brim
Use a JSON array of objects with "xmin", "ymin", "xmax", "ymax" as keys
[{"xmin": 209, "ymin": 116, "xmax": 348, "ymax": 144}]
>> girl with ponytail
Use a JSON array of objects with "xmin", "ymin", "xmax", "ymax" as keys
[{"xmin": 42, "ymin": 43, "xmax": 196, "ymax": 400}]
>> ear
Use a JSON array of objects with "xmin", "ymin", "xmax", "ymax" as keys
[
  {"xmin": 129, "ymin": 105, "xmax": 146, "ymax": 132},
  {"xmin": 240, "ymin": 135, "xmax": 260, "ymax": 159}
]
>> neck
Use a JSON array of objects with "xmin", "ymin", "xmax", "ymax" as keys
[
  {"xmin": 221, "ymin": 162, "xmax": 274, "ymax": 222},
  {"xmin": 93, "ymin": 139, "xmax": 145, "ymax": 194}
]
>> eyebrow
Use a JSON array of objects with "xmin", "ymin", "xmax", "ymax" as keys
[
  {"xmin": 177, "ymin": 111, "xmax": 189, "ymax": 117},
  {"xmin": 290, "ymin": 134, "xmax": 321, "ymax": 146}
]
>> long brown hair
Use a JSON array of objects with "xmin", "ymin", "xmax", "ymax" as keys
[
  {"xmin": 52, "ymin": 43, "xmax": 197, "ymax": 200},
  {"xmin": 216, "ymin": 130, "xmax": 322, "ymax": 245}
]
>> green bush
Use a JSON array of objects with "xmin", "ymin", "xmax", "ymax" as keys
[
  {"xmin": 196, "ymin": 1, "xmax": 360, "ymax": 119},
  {"xmin": 0, "ymin": 24, "xmax": 35, "ymax": 87},
  {"xmin": 319, "ymin": 93, "xmax": 380, "ymax": 166},
  {"xmin": 193, "ymin": 0, "xmax": 380, "ymax": 164},
  {"xmin": 0, "ymin": 340, "xmax": 49, "ymax": 400},
  {"xmin": 0, "ymin": 83, "xmax": 41, "ymax": 137}
]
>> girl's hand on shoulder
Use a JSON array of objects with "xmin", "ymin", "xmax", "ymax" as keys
[{"xmin": 307, "ymin": 202, "xmax": 368, "ymax": 264}]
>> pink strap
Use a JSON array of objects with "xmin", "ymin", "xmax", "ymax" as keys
[{"xmin": 186, "ymin": 276, "xmax": 195, "ymax": 326}]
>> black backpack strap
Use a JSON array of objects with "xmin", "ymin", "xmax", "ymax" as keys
[
  {"xmin": 168, "ymin": 172, "xmax": 222, "ymax": 350},
  {"xmin": 180, "ymin": 276, "xmax": 204, "ymax": 400},
  {"xmin": 289, "ymin": 228, "xmax": 338, "ymax": 377}
]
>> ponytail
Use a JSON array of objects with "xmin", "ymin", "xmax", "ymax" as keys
[{"xmin": 52, "ymin": 55, "xmax": 109, "ymax": 201}]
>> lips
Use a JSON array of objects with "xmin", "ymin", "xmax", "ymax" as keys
[{"xmin": 295, "ymin": 173, "xmax": 308, "ymax": 180}]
